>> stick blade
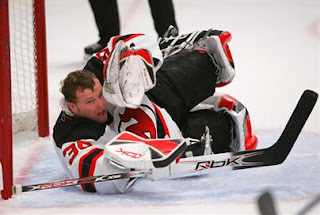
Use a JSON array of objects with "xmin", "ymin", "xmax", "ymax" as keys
[
  {"xmin": 267, "ymin": 89, "xmax": 318, "ymax": 165},
  {"xmin": 234, "ymin": 89, "xmax": 318, "ymax": 169}
]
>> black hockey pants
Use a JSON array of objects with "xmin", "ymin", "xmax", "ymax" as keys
[{"xmin": 147, "ymin": 50, "xmax": 233, "ymax": 153}]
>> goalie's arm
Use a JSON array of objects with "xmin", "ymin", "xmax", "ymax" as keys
[
  {"xmin": 54, "ymin": 139, "xmax": 136, "ymax": 194},
  {"xmin": 83, "ymin": 34, "xmax": 164, "ymax": 108},
  {"xmin": 14, "ymin": 132, "xmax": 188, "ymax": 194}
]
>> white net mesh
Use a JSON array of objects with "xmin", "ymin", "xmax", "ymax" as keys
[{"xmin": 9, "ymin": 0, "xmax": 38, "ymax": 133}]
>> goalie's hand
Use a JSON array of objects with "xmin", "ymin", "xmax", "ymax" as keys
[{"xmin": 103, "ymin": 40, "xmax": 156, "ymax": 108}]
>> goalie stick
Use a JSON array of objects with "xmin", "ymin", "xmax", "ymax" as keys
[
  {"xmin": 14, "ymin": 171, "xmax": 147, "ymax": 194},
  {"xmin": 13, "ymin": 90, "xmax": 318, "ymax": 194}
]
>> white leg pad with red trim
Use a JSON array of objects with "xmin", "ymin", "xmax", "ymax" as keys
[
  {"xmin": 194, "ymin": 31, "xmax": 236, "ymax": 87},
  {"xmin": 192, "ymin": 93, "xmax": 258, "ymax": 151}
]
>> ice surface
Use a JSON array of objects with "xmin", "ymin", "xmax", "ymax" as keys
[{"xmin": 1, "ymin": 0, "xmax": 320, "ymax": 214}]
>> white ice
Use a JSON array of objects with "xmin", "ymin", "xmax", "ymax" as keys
[{"xmin": 1, "ymin": 0, "xmax": 320, "ymax": 214}]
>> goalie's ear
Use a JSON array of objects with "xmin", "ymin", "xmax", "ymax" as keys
[{"xmin": 67, "ymin": 101, "xmax": 78, "ymax": 115}]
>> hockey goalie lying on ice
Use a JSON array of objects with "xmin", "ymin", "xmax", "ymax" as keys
[{"xmin": 53, "ymin": 27, "xmax": 258, "ymax": 193}]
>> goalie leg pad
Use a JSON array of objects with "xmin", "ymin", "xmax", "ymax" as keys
[
  {"xmin": 192, "ymin": 92, "xmax": 258, "ymax": 152},
  {"xmin": 194, "ymin": 31, "xmax": 236, "ymax": 87},
  {"xmin": 211, "ymin": 93, "xmax": 258, "ymax": 151},
  {"xmin": 159, "ymin": 28, "xmax": 235, "ymax": 87}
]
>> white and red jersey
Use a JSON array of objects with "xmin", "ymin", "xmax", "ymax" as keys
[
  {"xmin": 107, "ymin": 95, "xmax": 182, "ymax": 140},
  {"xmin": 53, "ymin": 94, "xmax": 182, "ymax": 194}
]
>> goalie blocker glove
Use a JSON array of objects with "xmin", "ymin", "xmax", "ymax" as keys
[{"xmin": 104, "ymin": 131, "xmax": 187, "ymax": 181}]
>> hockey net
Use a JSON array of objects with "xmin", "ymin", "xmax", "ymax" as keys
[{"xmin": 0, "ymin": 0, "xmax": 49, "ymax": 200}]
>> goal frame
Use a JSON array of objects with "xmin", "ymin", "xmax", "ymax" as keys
[{"xmin": 0, "ymin": 0, "xmax": 49, "ymax": 200}]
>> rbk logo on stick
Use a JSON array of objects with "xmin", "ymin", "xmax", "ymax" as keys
[{"xmin": 195, "ymin": 151, "xmax": 264, "ymax": 171}]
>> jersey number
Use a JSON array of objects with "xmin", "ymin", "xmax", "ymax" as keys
[{"xmin": 63, "ymin": 140, "xmax": 92, "ymax": 165}]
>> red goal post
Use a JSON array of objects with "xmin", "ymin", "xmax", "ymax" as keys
[{"xmin": 0, "ymin": 0, "xmax": 49, "ymax": 200}]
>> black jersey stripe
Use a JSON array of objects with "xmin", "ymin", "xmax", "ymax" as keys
[{"xmin": 79, "ymin": 148, "xmax": 104, "ymax": 192}]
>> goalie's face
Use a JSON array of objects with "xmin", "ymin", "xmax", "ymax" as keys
[{"xmin": 68, "ymin": 78, "xmax": 108, "ymax": 123}]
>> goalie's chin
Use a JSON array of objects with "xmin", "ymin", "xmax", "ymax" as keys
[{"xmin": 96, "ymin": 110, "xmax": 108, "ymax": 123}]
